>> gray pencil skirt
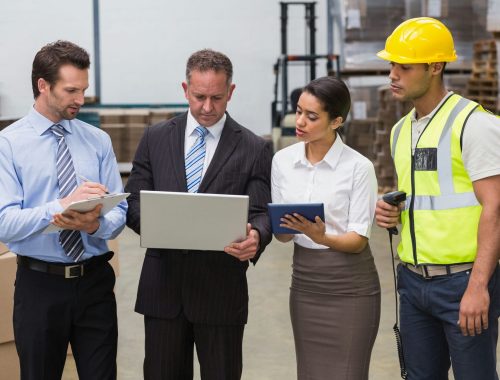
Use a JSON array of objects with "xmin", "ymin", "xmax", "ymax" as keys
[{"xmin": 290, "ymin": 244, "xmax": 381, "ymax": 380}]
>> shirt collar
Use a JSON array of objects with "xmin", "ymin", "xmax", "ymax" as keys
[
  {"xmin": 293, "ymin": 134, "xmax": 345, "ymax": 170},
  {"xmin": 410, "ymin": 91, "xmax": 454, "ymax": 122},
  {"xmin": 28, "ymin": 106, "xmax": 73, "ymax": 136},
  {"xmin": 186, "ymin": 110, "xmax": 226, "ymax": 139}
]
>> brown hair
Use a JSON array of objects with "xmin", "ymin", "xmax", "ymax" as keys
[
  {"xmin": 186, "ymin": 49, "xmax": 233, "ymax": 85},
  {"xmin": 31, "ymin": 40, "xmax": 90, "ymax": 99}
]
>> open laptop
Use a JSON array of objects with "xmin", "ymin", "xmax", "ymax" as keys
[{"xmin": 140, "ymin": 190, "xmax": 249, "ymax": 251}]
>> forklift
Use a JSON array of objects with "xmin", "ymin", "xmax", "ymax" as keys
[{"xmin": 271, "ymin": 1, "xmax": 341, "ymax": 151}]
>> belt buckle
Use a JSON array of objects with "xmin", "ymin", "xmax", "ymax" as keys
[
  {"xmin": 419, "ymin": 265, "xmax": 432, "ymax": 279},
  {"xmin": 65, "ymin": 264, "xmax": 83, "ymax": 278}
]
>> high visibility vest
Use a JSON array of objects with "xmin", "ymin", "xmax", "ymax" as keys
[{"xmin": 390, "ymin": 94, "xmax": 483, "ymax": 265}]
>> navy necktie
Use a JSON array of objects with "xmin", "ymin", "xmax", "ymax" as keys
[{"xmin": 51, "ymin": 124, "xmax": 85, "ymax": 262}]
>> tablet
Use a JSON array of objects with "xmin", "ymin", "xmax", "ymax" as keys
[
  {"xmin": 140, "ymin": 191, "xmax": 249, "ymax": 251},
  {"xmin": 268, "ymin": 203, "xmax": 325, "ymax": 234}
]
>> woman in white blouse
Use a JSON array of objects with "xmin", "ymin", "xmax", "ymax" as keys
[{"xmin": 271, "ymin": 76, "xmax": 380, "ymax": 380}]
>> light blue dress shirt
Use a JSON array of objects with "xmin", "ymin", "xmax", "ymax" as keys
[{"xmin": 0, "ymin": 107, "xmax": 127, "ymax": 262}]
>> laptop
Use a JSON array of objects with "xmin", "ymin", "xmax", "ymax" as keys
[{"xmin": 140, "ymin": 190, "xmax": 249, "ymax": 251}]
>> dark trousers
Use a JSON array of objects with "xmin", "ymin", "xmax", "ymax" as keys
[
  {"xmin": 144, "ymin": 312, "xmax": 244, "ymax": 380},
  {"xmin": 398, "ymin": 264, "xmax": 500, "ymax": 380},
  {"xmin": 13, "ymin": 260, "xmax": 117, "ymax": 380}
]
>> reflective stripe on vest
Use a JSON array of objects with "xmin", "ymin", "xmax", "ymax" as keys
[{"xmin": 390, "ymin": 94, "xmax": 481, "ymax": 265}]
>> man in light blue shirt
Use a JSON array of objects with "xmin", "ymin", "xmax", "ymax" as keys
[{"xmin": 0, "ymin": 40, "xmax": 126, "ymax": 380}]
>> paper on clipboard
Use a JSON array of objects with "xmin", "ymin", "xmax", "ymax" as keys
[{"xmin": 43, "ymin": 193, "xmax": 130, "ymax": 233}]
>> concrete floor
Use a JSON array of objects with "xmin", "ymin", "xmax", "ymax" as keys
[{"xmin": 61, "ymin": 225, "xmax": 499, "ymax": 379}]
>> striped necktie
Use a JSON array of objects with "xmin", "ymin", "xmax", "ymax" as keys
[
  {"xmin": 51, "ymin": 124, "xmax": 85, "ymax": 262},
  {"xmin": 185, "ymin": 126, "xmax": 209, "ymax": 193}
]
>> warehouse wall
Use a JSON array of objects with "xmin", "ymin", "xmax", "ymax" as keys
[{"xmin": 0, "ymin": 0, "xmax": 334, "ymax": 136}]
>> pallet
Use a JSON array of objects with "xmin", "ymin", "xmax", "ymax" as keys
[
  {"xmin": 468, "ymin": 77, "xmax": 498, "ymax": 85},
  {"xmin": 468, "ymin": 96, "xmax": 498, "ymax": 112},
  {"xmin": 473, "ymin": 39, "xmax": 498, "ymax": 54}
]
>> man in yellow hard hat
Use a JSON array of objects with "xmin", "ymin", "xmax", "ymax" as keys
[{"xmin": 375, "ymin": 17, "xmax": 500, "ymax": 379}]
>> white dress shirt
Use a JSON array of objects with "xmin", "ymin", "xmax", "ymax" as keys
[
  {"xmin": 184, "ymin": 110, "xmax": 226, "ymax": 179},
  {"xmin": 271, "ymin": 136, "xmax": 378, "ymax": 249},
  {"xmin": 411, "ymin": 91, "xmax": 500, "ymax": 182}
]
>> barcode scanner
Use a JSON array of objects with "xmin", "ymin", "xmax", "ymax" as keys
[{"xmin": 382, "ymin": 191, "xmax": 406, "ymax": 235}]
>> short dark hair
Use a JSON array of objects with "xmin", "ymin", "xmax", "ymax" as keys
[
  {"xmin": 31, "ymin": 40, "xmax": 90, "ymax": 99},
  {"xmin": 303, "ymin": 76, "xmax": 351, "ymax": 122},
  {"xmin": 186, "ymin": 49, "xmax": 233, "ymax": 85}
]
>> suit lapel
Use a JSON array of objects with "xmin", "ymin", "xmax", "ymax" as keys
[
  {"xmin": 169, "ymin": 113, "xmax": 188, "ymax": 191},
  {"xmin": 198, "ymin": 114, "xmax": 242, "ymax": 192}
]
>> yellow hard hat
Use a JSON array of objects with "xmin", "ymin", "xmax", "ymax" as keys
[{"xmin": 377, "ymin": 17, "xmax": 457, "ymax": 64}]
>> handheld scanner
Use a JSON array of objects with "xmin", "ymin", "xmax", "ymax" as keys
[{"xmin": 382, "ymin": 191, "xmax": 406, "ymax": 235}]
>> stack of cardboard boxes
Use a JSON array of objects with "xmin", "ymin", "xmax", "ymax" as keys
[
  {"xmin": 373, "ymin": 86, "xmax": 413, "ymax": 192},
  {"xmin": 98, "ymin": 108, "xmax": 182, "ymax": 163},
  {"xmin": 0, "ymin": 241, "xmax": 19, "ymax": 379},
  {"xmin": 466, "ymin": 0, "xmax": 500, "ymax": 114},
  {"xmin": 466, "ymin": 39, "xmax": 499, "ymax": 112},
  {"xmin": 0, "ymin": 118, "xmax": 19, "ymax": 131}
]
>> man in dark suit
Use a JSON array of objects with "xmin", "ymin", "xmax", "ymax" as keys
[{"xmin": 125, "ymin": 49, "xmax": 272, "ymax": 380}]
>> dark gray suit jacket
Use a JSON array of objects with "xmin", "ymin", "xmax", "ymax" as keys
[{"xmin": 125, "ymin": 112, "xmax": 272, "ymax": 325}]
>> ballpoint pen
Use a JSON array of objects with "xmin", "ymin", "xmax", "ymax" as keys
[{"xmin": 77, "ymin": 174, "xmax": 110, "ymax": 194}]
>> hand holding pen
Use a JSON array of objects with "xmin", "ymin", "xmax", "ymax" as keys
[
  {"xmin": 59, "ymin": 176, "xmax": 108, "ymax": 209},
  {"xmin": 77, "ymin": 174, "xmax": 110, "ymax": 194}
]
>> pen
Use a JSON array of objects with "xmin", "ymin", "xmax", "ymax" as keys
[{"xmin": 77, "ymin": 174, "xmax": 110, "ymax": 194}]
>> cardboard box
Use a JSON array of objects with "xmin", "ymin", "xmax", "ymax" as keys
[
  {"xmin": 0, "ymin": 252, "xmax": 16, "ymax": 344},
  {"xmin": 101, "ymin": 123, "xmax": 126, "ymax": 163},
  {"xmin": 0, "ymin": 341, "xmax": 20, "ymax": 379},
  {"xmin": 0, "ymin": 241, "xmax": 9, "ymax": 255},
  {"xmin": 108, "ymin": 239, "xmax": 120, "ymax": 277}
]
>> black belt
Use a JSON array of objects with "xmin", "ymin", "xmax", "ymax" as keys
[{"xmin": 17, "ymin": 251, "xmax": 114, "ymax": 279}]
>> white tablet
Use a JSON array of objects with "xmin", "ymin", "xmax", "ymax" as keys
[{"xmin": 140, "ymin": 190, "xmax": 249, "ymax": 251}]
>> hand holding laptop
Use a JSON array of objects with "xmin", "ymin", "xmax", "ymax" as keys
[{"xmin": 224, "ymin": 223, "xmax": 260, "ymax": 261}]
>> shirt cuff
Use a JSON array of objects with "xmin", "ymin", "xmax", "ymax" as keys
[
  {"xmin": 347, "ymin": 222, "xmax": 371, "ymax": 238},
  {"xmin": 47, "ymin": 199, "xmax": 64, "ymax": 216},
  {"xmin": 88, "ymin": 216, "xmax": 106, "ymax": 238},
  {"xmin": 469, "ymin": 168, "xmax": 500, "ymax": 182}
]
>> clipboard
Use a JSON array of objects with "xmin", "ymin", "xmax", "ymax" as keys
[
  {"xmin": 268, "ymin": 203, "xmax": 325, "ymax": 234},
  {"xmin": 43, "ymin": 193, "xmax": 130, "ymax": 233}
]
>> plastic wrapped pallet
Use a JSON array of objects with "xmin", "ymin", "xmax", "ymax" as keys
[
  {"xmin": 345, "ymin": 118, "xmax": 380, "ymax": 161},
  {"xmin": 487, "ymin": 0, "xmax": 500, "ymax": 31},
  {"xmin": 344, "ymin": 0, "xmax": 490, "ymax": 70}
]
